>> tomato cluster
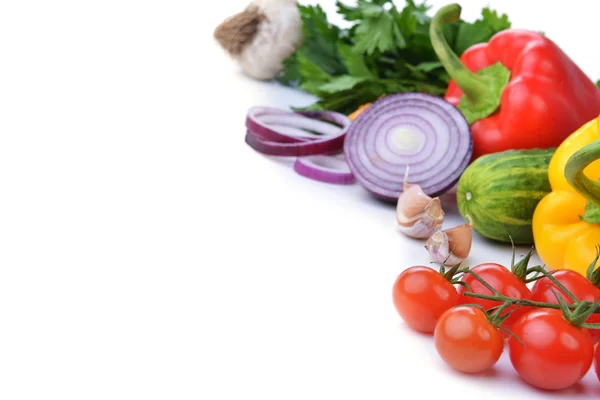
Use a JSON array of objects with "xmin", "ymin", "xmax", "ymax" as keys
[{"xmin": 392, "ymin": 262, "xmax": 600, "ymax": 391}]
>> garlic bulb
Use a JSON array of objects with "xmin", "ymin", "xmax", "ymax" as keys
[
  {"xmin": 426, "ymin": 216, "xmax": 473, "ymax": 265},
  {"xmin": 214, "ymin": 0, "xmax": 303, "ymax": 80},
  {"xmin": 396, "ymin": 170, "xmax": 445, "ymax": 239}
]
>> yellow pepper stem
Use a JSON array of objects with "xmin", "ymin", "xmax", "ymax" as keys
[{"xmin": 565, "ymin": 138, "xmax": 600, "ymax": 208}]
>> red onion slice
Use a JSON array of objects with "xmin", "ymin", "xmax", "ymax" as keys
[
  {"xmin": 245, "ymin": 131, "xmax": 346, "ymax": 157},
  {"xmin": 294, "ymin": 154, "xmax": 355, "ymax": 185},
  {"xmin": 245, "ymin": 108, "xmax": 352, "ymax": 157},
  {"xmin": 344, "ymin": 93, "xmax": 473, "ymax": 201}
]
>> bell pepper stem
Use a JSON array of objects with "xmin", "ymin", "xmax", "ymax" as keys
[
  {"xmin": 430, "ymin": 4, "xmax": 511, "ymax": 124},
  {"xmin": 430, "ymin": 4, "xmax": 490, "ymax": 105},
  {"xmin": 564, "ymin": 138, "xmax": 600, "ymax": 208}
]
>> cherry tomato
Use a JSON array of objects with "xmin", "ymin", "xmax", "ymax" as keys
[
  {"xmin": 508, "ymin": 309, "xmax": 594, "ymax": 391},
  {"xmin": 434, "ymin": 306, "xmax": 504, "ymax": 373},
  {"xmin": 457, "ymin": 263, "xmax": 532, "ymax": 332},
  {"xmin": 596, "ymin": 344, "xmax": 600, "ymax": 381},
  {"xmin": 531, "ymin": 270, "xmax": 600, "ymax": 342},
  {"xmin": 392, "ymin": 266, "xmax": 459, "ymax": 333}
]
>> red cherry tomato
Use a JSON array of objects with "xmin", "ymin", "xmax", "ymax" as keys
[
  {"xmin": 457, "ymin": 263, "xmax": 532, "ymax": 332},
  {"xmin": 596, "ymin": 343, "xmax": 600, "ymax": 381},
  {"xmin": 392, "ymin": 266, "xmax": 459, "ymax": 333},
  {"xmin": 508, "ymin": 309, "xmax": 594, "ymax": 391},
  {"xmin": 531, "ymin": 270, "xmax": 600, "ymax": 342},
  {"xmin": 434, "ymin": 306, "xmax": 504, "ymax": 373}
]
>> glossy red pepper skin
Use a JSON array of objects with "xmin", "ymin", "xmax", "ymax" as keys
[{"xmin": 445, "ymin": 30, "xmax": 600, "ymax": 160}]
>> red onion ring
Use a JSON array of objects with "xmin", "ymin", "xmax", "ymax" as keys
[
  {"xmin": 245, "ymin": 108, "xmax": 352, "ymax": 157},
  {"xmin": 344, "ymin": 93, "xmax": 473, "ymax": 201},
  {"xmin": 293, "ymin": 154, "xmax": 355, "ymax": 185}
]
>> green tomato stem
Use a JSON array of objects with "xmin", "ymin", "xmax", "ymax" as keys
[
  {"xmin": 463, "ymin": 292, "xmax": 563, "ymax": 309},
  {"xmin": 463, "ymin": 292, "xmax": 600, "ymax": 316},
  {"xmin": 465, "ymin": 268, "xmax": 502, "ymax": 296},
  {"xmin": 527, "ymin": 266, "xmax": 579, "ymax": 303}
]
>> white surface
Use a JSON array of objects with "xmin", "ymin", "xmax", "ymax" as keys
[{"xmin": 1, "ymin": 0, "xmax": 600, "ymax": 399}]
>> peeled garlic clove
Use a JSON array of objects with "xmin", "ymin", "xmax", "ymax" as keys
[{"xmin": 426, "ymin": 216, "xmax": 473, "ymax": 265}]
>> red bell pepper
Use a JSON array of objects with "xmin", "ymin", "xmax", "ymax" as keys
[{"xmin": 430, "ymin": 4, "xmax": 600, "ymax": 160}]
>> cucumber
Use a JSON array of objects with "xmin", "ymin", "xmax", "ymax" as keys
[{"xmin": 456, "ymin": 148, "xmax": 555, "ymax": 245}]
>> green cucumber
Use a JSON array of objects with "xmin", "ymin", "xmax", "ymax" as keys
[{"xmin": 456, "ymin": 148, "xmax": 555, "ymax": 245}]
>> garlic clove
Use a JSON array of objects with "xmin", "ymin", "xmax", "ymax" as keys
[
  {"xmin": 425, "ymin": 231, "xmax": 463, "ymax": 265},
  {"xmin": 396, "ymin": 168, "xmax": 445, "ymax": 239},
  {"xmin": 444, "ymin": 215, "xmax": 473, "ymax": 259},
  {"xmin": 397, "ymin": 197, "xmax": 445, "ymax": 239},
  {"xmin": 425, "ymin": 216, "xmax": 473, "ymax": 265},
  {"xmin": 397, "ymin": 184, "xmax": 439, "ymax": 221}
]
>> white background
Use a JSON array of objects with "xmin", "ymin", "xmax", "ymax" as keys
[{"xmin": 1, "ymin": 0, "xmax": 600, "ymax": 399}]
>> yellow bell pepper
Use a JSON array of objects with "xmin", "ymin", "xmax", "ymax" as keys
[{"xmin": 533, "ymin": 115, "xmax": 600, "ymax": 275}]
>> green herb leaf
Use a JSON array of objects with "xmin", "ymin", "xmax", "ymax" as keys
[
  {"xmin": 294, "ymin": 80, "xmax": 386, "ymax": 115},
  {"xmin": 338, "ymin": 44, "xmax": 374, "ymax": 77},
  {"xmin": 395, "ymin": 4, "xmax": 419, "ymax": 37},
  {"xmin": 277, "ymin": 56, "xmax": 302, "ymax": 87},
  {"xmin": 296, "ymin": 53, "xmax": 333, "ymax": 95},
  {"xmin": 298, "ymin": 5, "xmax": 346, "ymax": 76},
  {"xmin": 319, "ymin": 75, "xmax": 371, "ymax": 94},
  {"xmin": 481, "ymin": 7, "xmax": 511, "ymax": 32},
  {"xmin": 353, "ymin": 10, "xmax": 396, "ymax": 54},
  {"xmin": 454, "ymin": 7, "xmax": 511, "ymax": 55},
  {"xmin": 278, "ymin": 1, "xmax": 512, "ymax": 114},
  {"xmin": 413, "ymin": 61, "xmax": 443, "ymax": 72},
  {"xmin": 337, "ymin": 0, "xmax": 387, "ymax": 21}
]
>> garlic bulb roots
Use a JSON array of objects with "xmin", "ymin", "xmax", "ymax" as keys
[{"xmin": 214, "ymin": 0, "xmax": 303, "ymax": 80}]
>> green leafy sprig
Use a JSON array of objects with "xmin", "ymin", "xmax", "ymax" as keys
[{"xmin": 278, "ymin": 0, "xmax": 512, "ymax": 115}]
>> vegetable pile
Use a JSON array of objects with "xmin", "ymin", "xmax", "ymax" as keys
[
  {"xmin": 392, "ymin": 247, "xmax": 600, "ymax": 390},
  {"xmin": 214, "ymin": 0, "xmax": 600, "ymax": 393}
]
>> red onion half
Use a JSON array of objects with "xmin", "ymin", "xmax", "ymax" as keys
[
  {"xmin": 344, "ymin": 93, "xmax": 473, "ymax": 202},
  {"xmin": 245, "ymin": 107, "xmax": 352, "ymax": 157}
]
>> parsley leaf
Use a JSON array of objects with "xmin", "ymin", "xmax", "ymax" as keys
[
  {"xmin": 353, "ymin": 11, "xmax": 397, "ymax": 54},
  {"xmin": 338, "ymin": 44, "xmax": 374, "ymax": 77},
  {"xmin": 320, "ymin": 75, "xmax": 371, "ymax": 94},
  {"xmin": 296, "ymin": 53, "xmax": 333, "ymax": 95},
  {"xmin": 454, "ymin": 7, "xmax": 511, "ymax": 54},
  {"xmin": 481, "ymin": 8, "xmax": 511, "ymax": 32},
  {"xmin": 297, "ymin": 4, "xmax": 345, "ymax": 76}
]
